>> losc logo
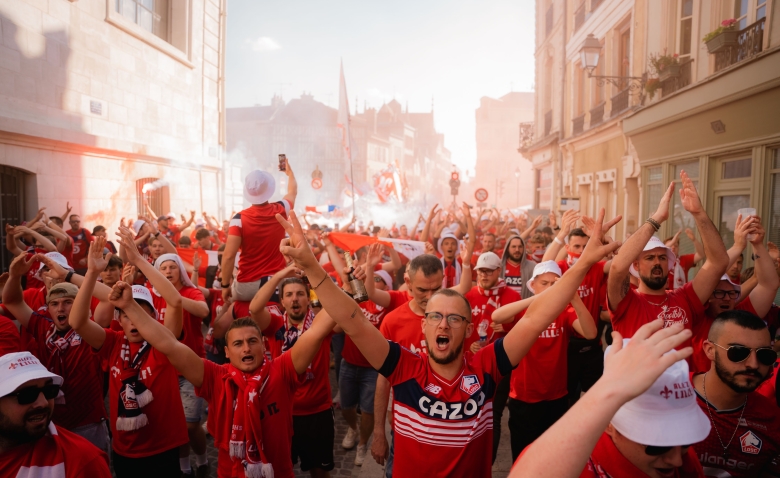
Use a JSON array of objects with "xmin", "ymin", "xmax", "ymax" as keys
[
  {"xmin": 460, "ymin": 375, "xmax": 481, "ymax": 395},
  {"xmin": 740, "ymin": 431, "xmax": 762, "ymax": 455}
]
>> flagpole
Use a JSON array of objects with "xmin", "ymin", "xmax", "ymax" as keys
[{"xmin": 339, "ymin": 59, "xmax": 357, "ymax": 220}]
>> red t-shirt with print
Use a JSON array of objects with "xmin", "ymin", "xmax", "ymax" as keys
[
  {"xmin": 343, "ymin": 291, "xmax": 410, "ymax": 368},
  {"xmin": 262, "ymin": 307, "xmax": 332, "ymax": 416},
  {"xmin": 229, "ymin": 201, "xmax": 292, "ymax": 282},
  {"xmin": 509, "ymin": 307, "xmax": 578, "ymax": 403},
  {"xmin": 150, "ymin": 286, "xmax": 207, "ymax": 358},
  {"xmin": 558, "ymin": 261, "xmax": 606, "ymax": 322},
  {"xmin": 463, "ymin": 285, "xmax": 520, "ymax": 351},
  {"xmin": 66, "ymin": 228, "xmax": 93, "ymax": 268},
  {"xmin": 379, "ymin": 301, "xmax": 427, "ymax": 356},
  {"xmin": 196, "ymin": 355, "xmax": 302, "ymax": 478},
  {"xmin": 97, "ymin": 330, "xmax": 188, "ymax": 458}
]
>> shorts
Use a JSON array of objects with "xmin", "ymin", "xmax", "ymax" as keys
[
  {"xmin": 338, "ymin": 359, "xmax": 378, "ymax": 413},
  {"xmin": 232, "ymin": 276, "xmax": 277, "ymax": 302},
  {"xmin": 179, "ymin": 375, "xmax": 205, "ymax": 423},
  {"xmin": 291, "ymin": 408, "xmax": 335, "ymax": 472}
]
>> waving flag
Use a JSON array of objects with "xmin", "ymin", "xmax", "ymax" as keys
[
  {"xmin": 305, "ymin": 205, "xmax": 338, "ymax": 214},
  {"xmin": 328, "ymin": 233, "xmax": 426, "ymax": 260}
]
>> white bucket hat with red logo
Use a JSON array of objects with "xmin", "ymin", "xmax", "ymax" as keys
[
  {"xmin": 629, "ymin": 236, "xmax": 677, "ymax": 278},
  {"xmin": 0, "ymin": 352, "xmax": 63, "ymax": 398},
  {"xmin": 607, "ymin": 339, "xmax": 711, "ymax": 446},
  {"xmin": 526, "ymin": 260, "xmax": 562, "ymax": 295}
]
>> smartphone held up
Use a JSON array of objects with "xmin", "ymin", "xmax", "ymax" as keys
[{"xmin": 278, "ymin": 153, "xmax": 287, "ymax": 172}]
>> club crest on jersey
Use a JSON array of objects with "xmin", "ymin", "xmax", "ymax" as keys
[
  {"xmin": 424, "ymin": 383, "xmax": 442, "ymax": 395},
  {"xmin": 740, "ymin": 431, "xmax": 762, "ymax": 455},
  {"xmin": 460, "ymin": 375, "xmax": 481, "ymax": 395}
]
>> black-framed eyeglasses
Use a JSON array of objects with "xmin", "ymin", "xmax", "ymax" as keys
[
  {"xmin": 644, "ymin": 444, "xmax": 691, "ymax": 456},
  {"xmin": 709, "ymin": 342, "xmax": 777, "ymax": 366},
  {"xmin": 424, "ymin": 312, "xmax": 469, "ymax": 329},
  {"xmin": 711, "ymin": 290, "xmax": 740, "ymax": 300},
  {"xmin": 5, "ymin": 384, "xmax": 60, "ymax": 405},
  {"xmin": 373, "ymin": 276, "xmax": 384, "ymax": 282}
]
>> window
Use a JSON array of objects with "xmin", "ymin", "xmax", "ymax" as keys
[
  {"xmin": 645, "ymin": 166, "xmax": 663, "ymax": 220},
  {"xmin": 136, "ymin": 178, "xmax": 170, "ymax": 218},
  {"xmin": 670, "ymin": 161, "xmax": 699, "ymax": 255},
  {"xmin": 735, "ymin": 0, "xmax": 749, "ymax": 29},
  {"xmin": 116, "ymin": 0, "xmax": 169, "ymax": 41},
  {"xmin": 678, "ymin": 0, "xmax": 693, "ymax": 59},
  {"xmin": 722, "ymin": 158, "xmax": 752, "ymax": 179},
  {"xmin": 0, "ymin": 166, "xmax": 26, "ymax": 273},
  {"xmin": 618, "ymin": 27, "xmax": 631, "ymax": 80},
  {"xmin": 768, "ymin": 150, "xmax": 780, "ymax": 301},
  {"xmin": 734, "ymin": 0, "xmax": 767, "ymax": 30},
  {"xmin": 537, "ymin": 166, "xmax": 553, "ymax": 209}
]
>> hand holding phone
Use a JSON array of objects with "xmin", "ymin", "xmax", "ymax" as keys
[{"xmin": 278, "ymin": 154, "xmax": 287, "ymax": 172}]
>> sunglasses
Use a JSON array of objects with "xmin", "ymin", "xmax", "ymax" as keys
[
  {"xmin": 373, "ymin": 277, "xmax": 384, "ymax": 282},
  {"xmin": 710, "ymin": 342, "xmax": 777, "ymax": 366},
  {"xmin": 711, "ymin": 290, "xmax": 740, "ymax": 300},
  {"xmin": 5, "ymin": 384, "xmax": 60, "ymax": 405},
  {"xmin": 645, "ymin": 444, "xmax": 691, "ymax": 456}
]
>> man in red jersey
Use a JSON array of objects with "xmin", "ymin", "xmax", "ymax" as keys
[
  {"xmin": 2, "ymin": 253, "xmax": 113, "ymax": 455},
  {"xmin": 608, "ymin": 171, "xmax": 728, "ymax": 352},
  {"xmin": 66, "ymin": 214, "xmax": 93, "ymax": 274},
  {"xmin": 691, "ymin": 310, "xmax": 780, "ymax": 477},
  {"xmin": 278, "ymin": 208, "xmax": 621, "ymax": 478},
  {"xmin": 222, "ymin": 161, "xmax": 298, "ymax": 302},
  {"xmin": 689, "ymin": 216, "xmax": 778, "ymax": 373},
  {"xmin": 0, "ymin": 352, "xmax": 111, "ymax": 477},
  {"xmin": 250, "ymin": 269, "xmax": 335, "ymax": 478},
  {"xmin": 665, "ymin": 228, "xmax": 705, "ymax": 290},
  {"xmin": 499, "ymin": 234, "xmax": 535, "ymax": 298}
]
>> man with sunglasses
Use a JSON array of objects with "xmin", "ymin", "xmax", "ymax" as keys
[
  {"xmin": 692, "ymin": 310, "xmax": 780, "ymax": 477},
  {"xmin": 66, "ymin": 214, "xmax": 93, "ymax": 275},
  {"xmin": 0, "ymin": 352, "xmax": 111, "ymax": 477},
  {"xmin": 690, "ymin": 216, "xmax": 779, "ymax": 373}
]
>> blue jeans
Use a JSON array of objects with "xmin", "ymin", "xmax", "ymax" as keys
[
  {"xmin": 338, "ymin": 359, "xmax": 378, "ymax": 412},
  {"xmin": 331, "ymin": 332, "xmax": 345, "ymax": 382},
  {"xmin": 386, "ymin": 428, "xmax": 394, "ymax": 478}
]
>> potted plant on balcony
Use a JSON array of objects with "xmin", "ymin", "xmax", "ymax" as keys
[
  {"xmin": 644, "ymin": 78, "xmax": 661, "ymax": 100},
  {"xmin": 649, "ymin": 50, "xmax": 681, "ymax": 82},
  {"xmin": 703, "ymin": 18, "xmax": 739, "ymax": 53}
]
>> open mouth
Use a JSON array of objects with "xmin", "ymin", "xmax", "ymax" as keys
[
  {"xmin": 25, "ymin": 410, "xmax": 49, "ymax": 424},
  {"xmin": 241, "ymin": 355, "xmax": 254, "ymax": 364},
  {"xmin": 55, "ymin": 315, "xmax": 67, "ymax": 326},
  {"xmin": 655, "ymin": 468, "xmax": 675, "ymax": 478},
  {"xmin": 435, "ymin": 335, "xmax": 450, "ymax": 351},
  {"xmin": 129, "ymin": 328, "xmax": 139, "ymax": 335}
]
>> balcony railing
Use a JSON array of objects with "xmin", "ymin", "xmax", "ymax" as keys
[
  {"xmin": 589, "ymin": 102, "xmax": 605, "ymax": 128},
  {"xmin": 574, "ymin": 3, "xmax": 585, "ymax": 32},
  {"xmin": 546, "ymin": 5, "xmax": 554, "ymax": 37},
  {"xmin": 610, "ymin": 88, "xmax": 630, "ymax": 117},
  {"xmin": 660, "ymin": 59, "xmax": 694, "ymax": 98},
  {"xmin": 544, "ymin": 110, "xmax": 553, "ymax": 136},
  {"xmin": 714, "ymin": 18, "xmax": 765, "ymax": 73},
  {"xmin": 572, "ymin": 114, "xmax": 585, "ymax": 136}
]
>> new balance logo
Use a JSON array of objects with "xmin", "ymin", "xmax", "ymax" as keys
[{"xmin": 424, "ymin": 383, "xmax": 442, "ymax": 395}]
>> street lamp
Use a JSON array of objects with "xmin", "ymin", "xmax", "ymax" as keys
[
  {"xmin": 579, "ymin": 33, "xmax": 646, "ymax": 94},
  {"xmin": 514, "ymin": 167, "xmax": 520, "ymax": 206}
]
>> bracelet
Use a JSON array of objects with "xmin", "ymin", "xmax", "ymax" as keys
[
  {"xmin": 65, "ymin": 271, "xmax": 74, "ymax": 283},
  {"xmin": 554, "ymin": 237, "xmax": 564, "ymax": 245},
  {"xmin": 645, "ymin": 217, "xmax": 661, "ymax": 231},
  {"xmin": 312, "ymin": 275, "xmax": 329, "ymax": 290},
  {"xmin": 221, "ymin": 282, "xmax": 230, "ymax": 288}
]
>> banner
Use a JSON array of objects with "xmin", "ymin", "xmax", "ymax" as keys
[
  {"xmin": 327, "ymin": 233, "xmax": 425, "ymax": 260},
  {"xmin": 175, "ymin": 248, "xmax": 222, "ymax": 287}
]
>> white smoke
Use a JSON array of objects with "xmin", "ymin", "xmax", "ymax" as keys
[{"xmin": 142, "ymin": 178, "xmax": 170, "ymax": 194}]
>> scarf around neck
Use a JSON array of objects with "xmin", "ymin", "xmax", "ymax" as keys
[
  {"xmin": 226, "ymin": 362, "xmax": 274, "ymax": 478},
  {"xmin": 477, "ymin": 279, "xmax": 506, "ymax": 297},
  {"xmin": 441, "ymin": 258, "xmax": 462, "ymax": 288},
  {"xmin": 115, "ymin": 338, "xmax": 153, "ymax": 431},
  {"xmin": 672, "ymin": 258, "xmax": 686, "ymax": 289}
]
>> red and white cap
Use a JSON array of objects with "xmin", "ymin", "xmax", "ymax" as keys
[
  {"xmin": 608, "ymin": 339, "xmax": 711, "ymax": 446},
  {"xmin": 527, "ymin": 260, "xmax": 562, "ymax": 294},
  {"xmin": 131, "ymin": 285, "xmax": 157, "ymax": 315},
  {"xmin": 629, "ymin": 236, "xmax": 677, "ymax": 278},
  {"xmin": 243, "ymin": 170, "xmax": 276, "ymax": 205},
  {"xmin": 718, "ymin": 274, "xmax": 742, "ymax": 295},
  {"xmin": 475, "ymin": 252, "xmax": 502, "ymax": 270},
  {"xmin": 0, "ymin": 352, "xmax": 63, "ymax": 398},
  {"xmin": 35, "ymin": 251, "xmax": 74, "ymax": 280}
]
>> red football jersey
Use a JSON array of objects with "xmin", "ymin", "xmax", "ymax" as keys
[
  {"xmin": 378, "ymin": 339, "xmax": 512, "ymax": 477},
  {"xmin": 150, "ymin": 285, "xmax": 207, "ymax": 358},
  {"xmin": 66, "ymin": 228, "xmax": 93, "ymax": 267},
  {"xmin": 558, "ymin": 260, "xmax": 606, "ymax": 322},
  {"xmin": 196, "ymin": 355, "xmax": 301, "ymax": 478},
  {"xmin": 98, "ymin": 330, "xmax": 188, "ymax": 458},
  {"xmin": 160, "ymin": 224, "xmax": 181, "ymax": 244},
  {"xmin": 379, "ymin": 301, "xmax": 427, "ymax": 356},
  {"xmin": 262, "ymin": 307, "xmax": 332, "ymax": 416},
  {"xmin": 610, "ymin": 282, "xmax": 705, "ymax": 353},
  {"xmin": 509, "ymin": 307, "xmax": 578, "ymax": 403},
  {"xmin": 503, "ymin": 261, "xmax": 523, "ymax": 294},
  {"xmin": 0, "ymin": 315, "xmax": 20, "ymax": 355},
  {"xmin": 229, "ymin": 201, "xmax": 291, "ymax": 282},
  {"xmin": 26, "ymin": 312, "xmax": 105, "ymax": 430},
  {"xmin": 463, "ymin": 285, "xmax": 521, "ymax": 351},
  {"xmin": 343, "ymin": 291, "xmax": 410, "ymax": 368},
  {"xmin": 692, "ymin": 373, "xmax": 780, "ymax": 477}
]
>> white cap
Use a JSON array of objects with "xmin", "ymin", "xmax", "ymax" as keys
[
  {"xmin": 157, "ymin": 213, "xmax": 174, "ymax": 221},
  {"xmin": 35, "ymin": 252, "xmax": 74, "ymax": 280},
  {"xmin": 475, "ymin": 252, "xmax": 501, "ymax": 270},
  {"xmin": 132, "ymin": 219, "xmax": 146, "ymax": 235},
  {"xmin": 131, "ymin": 285, "xmax": 157, "ymax": 314},
  {"xmin": 608, "ymin": 339, "xmax": 711, "ymax": 446},
  {"xmin": 0, "ymin": 352, "xmax": 63, "ymax": 398},
  {"xmin": 527, "ymin": 260, "xmax": 562, "ymax": 294},
  {"xmin": 194, "ymin": 218, "xmax": 206, "ymax": 228},
  {"xmin": 718, "ymin": 274, "xmax": 742, "ymax": 296},
  {"xmin": 154, "ymin": 253, "xmax": 196, "ymax": 289},
  {"xmin": 375, "ymin": 270, "xmax": 393, "ymax": 289},
  {"xmin": 629, "ymin": 236, "xmax": 677, "ymax": 278},
  {"xmin": 243, "ymin": 170, "xmax": 276, "ymax": 205}
]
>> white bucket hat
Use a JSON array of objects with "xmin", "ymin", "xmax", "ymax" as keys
[
  {"xmin": 35, "ymin": 251, "xmax": 74, "ymax": 280},
  {"xmin": 629, "ymin": 236, "xmax": 677, "ymax": 278},
  {"xmin": 374, "ymin": 270, "xmax": 393, "ymax": 289},
  {"xmin": 154, "ymin": 253, "xmax": 195, "ymax": 289},
  {"xmin": 437, "ymin": 233, "xmax": 460, "ymax": 255},
  {"xmin": 608, "ymin": 339, "xmax": 711, "ymax": 446},
  {"xmin": 243, "ymin": 170, "xmax": 276, "ymax": 205},
  {"xmin": 132, "ymin": 219, "xmax": 146, "ymax": 235},
  {"xmin": 0, "ymin": 352, "xmax": 63, "ymax": 398},
  {"xmin": 527, "ymin": 260, "xmax": 562, "ymax": 294}
]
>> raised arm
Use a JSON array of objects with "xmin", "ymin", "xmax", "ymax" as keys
[
  {"xmin": 68, "ymin": 240, "xmax": 109, "ymax": 349},
  {"xmin": 681, "ymin": 171, "xmax": 729, "ymax": 304},
  {"xmin": 180, "ymin": 211, "xmax": 196, "ymax": 231},
  {"xmin": 1, "ymin": 254, "xmax": 37, "ymax": 328},
  {"xmin": 5, "ymin": 226, "xmax": 23, "ymax": 256},
  {"xmin": 212, "ymin": 302, "xmax": 235, "ymax": 340},
  {"xmin": 59, "ymin": 202, "xmax": 72, "ymax": 223},
  {"xmin": 283, "ymin": 158, "xmax": 297, "ymax": 206},
  {"xmin": 450, "ymin": 239, "xmax": 474, "ymax": 295},
  {"xmin": 492, "ymin": 296, "xmax": 535, "ymax": 324},
  {"xmin": 520, "ymin": 215, "xmax": 543, "ymax": 241},
  {"xmin": 504, "ymin": 210, "xmax": 621, "ymax": 367},
  {"xmin": 746, "ymin": 220, "xmax": 779, "ymax": 317},
  {"xmin": 509, "ymin": 320, "xmax": 692, "ymax": 477},
  {"xmin": 277, "ymin": 211, "xmax": 390, "ymax": 369},
  {"xmin": 542, "ymin": 209, "xmax": 579, "ymax": 262},
  {"xmin": 144, "ymin": 199, "xmax": 158, "ymax": 221},
  {"xmin": 420, "ymin": 204, "xmax": 440, "ymax": 244},
  {"xmin": 248, "ymin": 265, "xmax": 298, "ymax": 331},
  {"xmin": 726, "ymin": 213, "xmax": 752, "ymax": 270},
  {"xmin": 37, "ymin": 255, "xmax": 112, "ymax": 303},
  {"xmin": 380, "ymin": 246, "xmax": 402, "ymax": 274},
  {"xmin": 112, "ymin": 281, "xmax": 204, "ymax": 387},
  {"xmin": 289, "ymin": 309, "xmax": 336, "ymax": 374},
  {"xmin": 685, "ymin": 228, "xmax": 705, "ymax": 264},
  {"xmin": 570, "ymin": 293, "xmax": 597, "ymax": 339},
  {"xmin": 364, "ymin": 243, "xmax": 393, "ymax": 307},
  {"xmin": 608, "ymin": 182, "xmax": 674, "ymax": 310},
  {"xmin": 221, "ymin": 234, "xmax": 241, "ymax": 302},
  {"xmin": 15, "ymin": 226, "xmax": 55, "ymax": 252}
]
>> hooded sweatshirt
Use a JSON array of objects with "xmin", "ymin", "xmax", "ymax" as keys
[{"xmin": 500, "ymin": 235, "xmax": 536, "ymax": 299}]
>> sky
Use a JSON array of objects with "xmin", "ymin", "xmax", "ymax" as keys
[{"xmin": 224, "ymin": 0, "xmax": 536, "ymax": 172}]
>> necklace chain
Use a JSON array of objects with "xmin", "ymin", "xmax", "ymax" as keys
[
  {"xmin": 702, "ymin": 372, "xmax": 747, "ymax": 457},
  {"xmin": 644, "ymin": 294, "xmax": 669, "ymax": 307}
]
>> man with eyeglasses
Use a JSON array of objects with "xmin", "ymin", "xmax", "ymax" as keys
[
  {"xmin": 0, "ymin": 352, "xmax": 110, "ymax": 476},
  {"xmin": 277, "ymin": 208, "xmax": 621, "ymax": 477},
  {"xmin": 691, "ymin": 310, "xmax": 780, "ymax": 477},
  {"xmin": 689, "ymin": 215, "xmax": 778, "ymax": 373}
]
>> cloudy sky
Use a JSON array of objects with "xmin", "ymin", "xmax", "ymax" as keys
[{"xmin": 225, "ymin": 0, "xmax": 536, "ymax": 172}]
